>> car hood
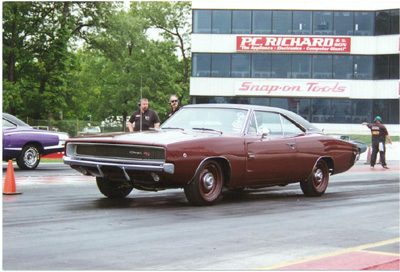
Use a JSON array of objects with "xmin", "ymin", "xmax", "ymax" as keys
[{"xmin": 68, "ymin": 129, "xmax": 227, "ymax": 146}]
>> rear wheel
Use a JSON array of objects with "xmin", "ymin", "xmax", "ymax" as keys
[
  {"xmin": 300, "ymin": 160, "xmax": 329, "ymax": 197},
  {"xmin": 17, "ymin": 145, "xmax": 40, "ymax": 170},
  {"xmin": 96, "ymin": 177, "xmax": 133, "ymax": 198},
  {"xmin": 184, "ymin": 160, "xmax": 224, "ymax": 206}
]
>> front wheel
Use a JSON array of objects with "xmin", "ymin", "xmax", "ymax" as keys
[
  {"xmin": 17, "ymin": 145, "xmax": 40, "ymax": 170},
  {"xmin": 184, "ymin": 160, "xmax": 224, "ymax": 206},
  {"xmin": 300, "ymin": 160, "xmax": 329, "ymax": 197},
  {"xmin": 96, "ymin": 177, "xmax": 133, "ymax": 198}
]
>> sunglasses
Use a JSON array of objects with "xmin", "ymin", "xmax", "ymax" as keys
[{"xmin": 170, "ymin": 100, "xmax": 178, "ymax": 103}]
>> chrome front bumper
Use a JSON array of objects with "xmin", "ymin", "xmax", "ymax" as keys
[{"xmin": 63, "ymin": 156, "xmax": 175, "ymax": 176}]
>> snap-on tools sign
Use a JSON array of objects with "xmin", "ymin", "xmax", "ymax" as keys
[
  {"xmin": 237, "ymin": 36, "xmax": 351, "ymax": 53},
  {"xmin": 235, "ymin": 80, "xmax": 350, "ymax": 98}
]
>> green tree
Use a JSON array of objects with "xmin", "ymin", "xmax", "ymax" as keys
[{"xmin": 2, "ymin": 1, "xmax": 118, "ymax": 119}]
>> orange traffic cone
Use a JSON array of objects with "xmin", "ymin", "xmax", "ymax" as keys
[{"xmin": 3, "ymin": 160, "xmax": 22, "ymax": 195}]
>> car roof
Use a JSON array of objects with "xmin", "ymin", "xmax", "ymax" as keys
[
  {"xmin": 183, "ymin": 104, "xmax": 322, "ymax": 132},
  {"xmin": 2, "ymin": 113, "xmax": 30, "ymax": 127}
]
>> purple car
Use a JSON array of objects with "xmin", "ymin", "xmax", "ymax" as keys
[{"xmin": 2, "ymin": 113, "xmax": 69, "ymax": 170}]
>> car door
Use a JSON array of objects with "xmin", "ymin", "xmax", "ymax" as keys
[{"xmin": 244, "ymin": 111, "xmax": 299, "ymax": 185}]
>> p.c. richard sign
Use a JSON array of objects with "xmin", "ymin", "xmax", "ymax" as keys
[{"xmin": 237, "ymin": 36, "xmax": 351, "ymax": 53}]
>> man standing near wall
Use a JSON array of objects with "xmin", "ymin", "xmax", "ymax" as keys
[{"xmin": 362, "ymin": 116, "xmax": 392, "ymax": 169}]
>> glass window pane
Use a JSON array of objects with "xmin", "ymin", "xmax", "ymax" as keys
[
  {"xmin": 354, "ymin": 55, "xmax": 373, "ymax": 79},
  {"xmin": 332, "ymin": 99, "xmax": 352, "ymax": 123},
  {"xmin": 211, "ymin": 54, "xmax": 230, "ymax": 77},
  {"xmin": 313, "ymin": 55, "xmax": 332, "ymax": 79},
  {"xmin": 390, "ymin": 54, "xmax": 399, "ymax": 79},
  {"xmin": 272, "ymin": 11, "xmax": 292, "ymax": 34},
  {"xmin": 254, "ymin": 111, "xmax": 282, "ymax": 135},
  {"xmin": 390, "ymin": 9, "xmax": 399, "ymax": 34},
  {"xmin": 253, "ymin": 11, "xmax": 272, "ymax": 34},
  {"xmin": 249, "ymin": 97, "xmax": 270, "ymax": 106},
  {"xmin": 281, "ymin": 116, "xmax": 304, "ymax": 135},
  {"xmin": 271, "ymin": 98, "xmax": 289, "ymax": 110},
  {"xmin": 232, "ymin": 54, "xmax": 250, "ymax": 78},
  {"xmin": 192, "ymin": 53, "xmax": 211, "ymax": 77},
  {"xmin": 292, "ymin": 55, "xmax": 311, "ymax": 78},
  {"xmin": 355, "ymin": 12, "xmax": 374, "ymax": 36},
  {"xmin": 212, "ymin": 10, "xmax": 231, "ymax": 34},
  {"xmin": 193, "ymin": 10, "xmax": 211, "ymax": 33},
  {"xmin": 232, "ymin": 10, "xmax": 251, "ymax": 34},
  {"xmin": 287, "ymin": 98, "xmax": 310, "ymax": 121},
  {"xmin": 251, "ymin": 54, "xmax": 271, "ymax": 78},
  {"xmin": 293, "ymin": 11, "xmax": 312, "ymax": 35},
  {"xmin": 333, "ymin": 55, "xmax": 353, "ymax": 79},
  {"xmin": 388, "ymin": 99, "xmax": 399, "ymax": 124},
  {"xmin": 375, "ymin": 10, "xmax": 391, "ymax": 35},
  {"xmin": 334, "ymin": 11, "xmax": 354, "ymax": 35},
  {"xmin": 272, "ymin": 55, "xmax": 291, "ymax": 78},
  {"xmin": 313, "ymin": 11, "xmax": 333, "ymax": 35},
  {"xmin": 373, "ymin": 100, "xmax": 389, "ymax": 123},
  {"xmin": 352, "ymin": 99, "xmax": 372, "ymax": 123},
  {"xmin": 375, "ymin": 55, "xmax": 390, "ymax": 79},
  {"xmin": 311, "ymin": 99, "xmax": 331, "ymax": 123}
]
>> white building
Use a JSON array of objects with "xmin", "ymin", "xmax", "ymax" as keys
[{"xmin": 190, "ymin": 0, "xmax": 400, "ymax": 134}]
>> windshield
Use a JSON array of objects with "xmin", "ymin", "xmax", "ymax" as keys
[{"xmin": 161, "ymin": 107, "xmax": 249, "ymax": 133}]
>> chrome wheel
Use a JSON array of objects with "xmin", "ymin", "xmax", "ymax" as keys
[
  {"xmin": 300, "ymin": 160, "xmax": 329, "ymax": 197},
  {"xmin": 17, "ymin": 145, "xmax": 40, "ymax": 170}
]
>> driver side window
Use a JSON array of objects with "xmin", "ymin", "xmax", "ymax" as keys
[{"xmin": 254, "ymin": 111, "xmax": 283, "ymax": 135}]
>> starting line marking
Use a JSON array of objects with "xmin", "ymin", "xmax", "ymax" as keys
[{"xmin": 253, "ymin": 237, "xmax": 400, "ymax": 270}]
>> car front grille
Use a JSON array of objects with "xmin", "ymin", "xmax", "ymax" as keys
[{"xmin": 73, "ymin": 143, "xmax": 165, "ymax": 161}]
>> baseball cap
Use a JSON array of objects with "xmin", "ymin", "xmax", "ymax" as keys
[{"xmin": 374, "ymin": 116, "xmax": 382, "ymax": 122}]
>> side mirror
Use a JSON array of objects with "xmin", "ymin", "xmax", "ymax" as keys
[{"xmin": 261, "ymin": 127, "xmax": 270, "ymax": 138}]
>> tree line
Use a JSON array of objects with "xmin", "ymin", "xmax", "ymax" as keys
[{"xmin": 3, "ymin": 1, "xmax": 191, "ymax": 131}]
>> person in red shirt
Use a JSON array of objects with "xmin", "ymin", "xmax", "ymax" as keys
[{"xmin": 362, "ymin": 116, "xmax": 392, "ymax": 169}]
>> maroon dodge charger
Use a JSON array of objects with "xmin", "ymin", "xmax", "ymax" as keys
[{"xmin": 63, "ymin": 104, "xmax": 358, "ymax": 206}]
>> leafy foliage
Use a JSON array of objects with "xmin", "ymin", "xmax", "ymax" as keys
[{"xmin": 2, "ymin": 1, "xmax": 191, "ymax": 128}]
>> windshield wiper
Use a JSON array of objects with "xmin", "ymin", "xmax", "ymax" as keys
[
  {"xmin": 162, "ymin": 127, "xmax": 185, "ymax": 131},
  {"xmin": 192, "ymin": 127, "xmax": 223, "ymax": 134}
]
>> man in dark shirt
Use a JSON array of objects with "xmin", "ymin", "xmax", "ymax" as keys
[
  {"xmin": 362, "ymin": 116, "xmax": 392, "ymax": 169},
  {"xmin": 128, "ymin": 98, "xmax": 160, "ymax": 132},
  {"xmin": 166, "ymin": 94, "xmax": 181, "ymax": 120}
]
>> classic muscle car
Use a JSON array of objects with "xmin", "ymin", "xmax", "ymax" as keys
[
  {"xmin": 63, "ymin": 104, "xmax": 358, "ymax": 206},
  {"xmin": 3, "ymin": 113, "xmax": 69, "ymax": 170}
]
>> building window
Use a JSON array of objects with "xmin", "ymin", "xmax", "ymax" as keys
[
  {"xmin": 332, "ymin": 99, "xmax": 352, "ymax": 123},
  {"xmin": 272, "ymin": 11, "xmax": 292, "ymax": 34},
  {"xmin": 193, "ymin": 10, "xmax": 211, "ymax": 33},
  {"xmin": 272, "ymin": 55, "xmax": 291, "ymax": 78},
  {"xmin": 251, "ymin": 54, "xmax": 271, "ymax": 78},
  {"xmin": 232, "ymin": 10, "xmax": 251, "ymax": 34},
  {"xmin": 252, "ymin": 10, "xmax": 272, "ymax": 34},
  {"xmin": 333, "ymin": 55, "xmax": 353, "ymax": 79},
  {"xmin": 292, "ymin": 55, "xmax": 311, "ymax": 78},
  {"xmin": 390, "ymin": 9, "xmax": 399, "ymax": 34},
  {"xmin": 352, "ymin": 100, "xmax": 372, "ymax": 123},
  {"xmin": 354, "ymin": 55, "xmax": 373, "ymax": 79},
  {"xmin": 313, "ymin": 11, "xmax": 333, "ymax": 35},
  {"xmin": 390, "ymin": 54, "xmax": 399, "ymax": 79},
  {"xmin": 388, "ymin": 99, "xmax": 400, "ymax": 124},
  {"xmin": 232, "ymin": 54, "xmax": 250, "ymax": 77},
  {"xmin": 376, "ymin": 10, "xmax": 391, "ymax": 35},
  {"xmin": 375, "ymin": 55, "xmax": 390, "ymax": 79},
  {"xmin": 211, "ymin": 54, "xmax": 231, "ymax": 77},
  {"xmin": 355, "ymin": 11, "xmax": 374, "ymax": 35},
  {"xmin": 293, "ymin": 11, "xmax": 312, "ymax": 35},
  {"xmin": 192, "ymin": 53, "xmax": 211, "ymax": 77},
  {"xmin": 334, "ymin": 11, "xmax": 354, "ymax": 35},
  {"xmin": 311, "ymin": 99, "xmax": 331, "ymax": 123},
  {"xmin": 212, "ymin": 10, "xmax": 231, "ymax": 34},
  {"xmin": 313, "ymin": 55, "xmax": 332, "ymax": 79}
]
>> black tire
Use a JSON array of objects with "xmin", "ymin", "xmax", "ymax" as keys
[
  {"xmin": 300, "ymin": 160, "xmax": 329, "ymax": 197},
  {"xmin": 96, "ymin": 177, "xmax": 133, "ymax": 198},
  {"xmin": 16, "ymin": 145, "xmax": 40, "ymax": 170},
  {"xmin": 184, "ymin": 160, "xmax": 224, "ymax": 206}
]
